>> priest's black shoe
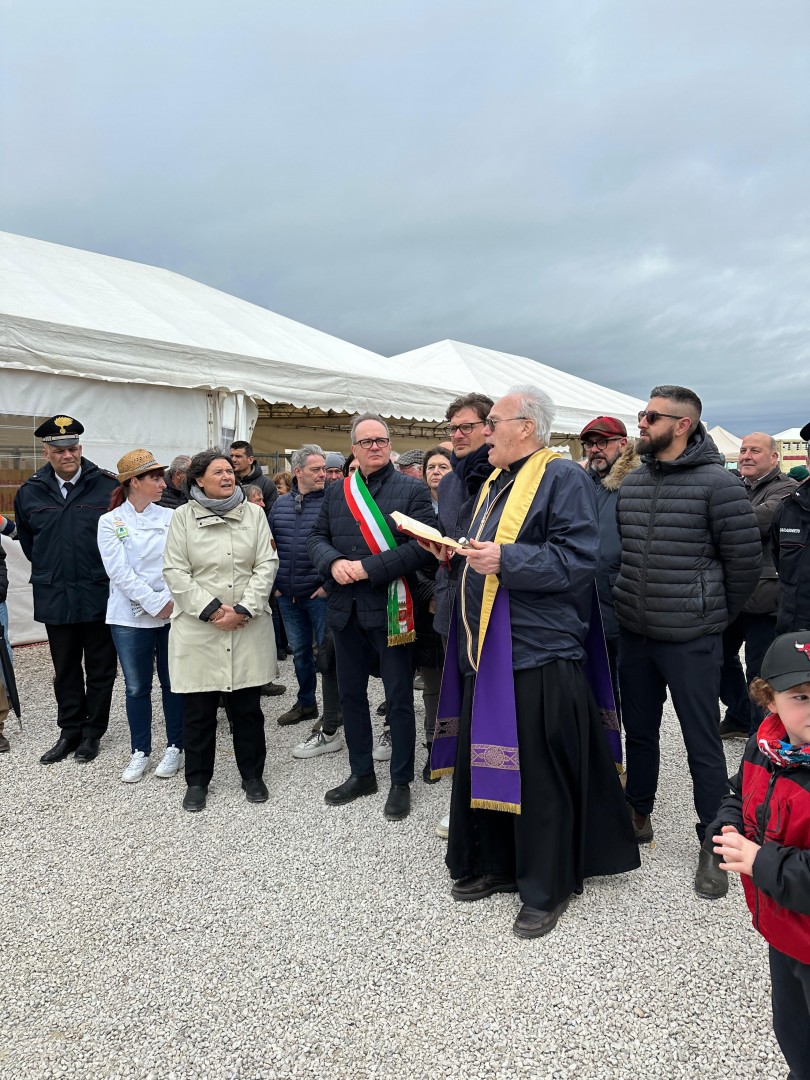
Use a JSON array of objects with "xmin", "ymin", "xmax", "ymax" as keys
[
  {"xmin": 182, "ymin": 785, "xmax": 208, "ymax": 812},
  {"xmin": 383, "ymin": 783, "xmax": 411, "ymax": 820},
  {"xmin": 40, "ymin": 736, "xmax": 80, "ymax": 764},
  {"xmin": 451, "ymin": 874, "xmax": 518, "ymax": 902},
  {"xmin": 512, "ymin": 896, "xmax": 570, "ymax": 939},
  {"xmin": 324, "ymin": 773, "xmax": 377, "ymax": 805},
  {"xmin": 74, "ymin": 738, "xmax": 101, "ymax": 763},
  {"xmin": 242, "ymin": 778, "xmax": 269, "ymax": 803}
]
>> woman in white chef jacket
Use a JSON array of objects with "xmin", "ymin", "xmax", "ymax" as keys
[{"xmin": 97, "ymin": 449, "xmax": 183, "ymax": 784}]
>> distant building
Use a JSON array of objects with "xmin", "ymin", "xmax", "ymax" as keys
[{"xmin": 773, "ymin": 428, "xmax": 807, "ymax": 473}]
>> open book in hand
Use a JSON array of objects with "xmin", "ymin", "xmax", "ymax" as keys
[{"xmin": 390, "ymin": 511, "xmax": 467, "ymax": 550}]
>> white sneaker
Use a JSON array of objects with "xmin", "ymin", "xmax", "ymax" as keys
[
  {"xmin": 435, "ymin": 812, "xmax": 450, "ymax": 839},
  {"xmin": 121, "ymin": 751, "xmax": 151, "ymax": 783},
  {"xmin": 292, "ymin": 729, "xmax": 345, "ymax": 759},
  {"xmin": 372, "ymin": 726, "xmax": 392, "ymax": 761},
  {"xmin": 154, "ymin": 745, "xmax": 184, "ymax": 778}
]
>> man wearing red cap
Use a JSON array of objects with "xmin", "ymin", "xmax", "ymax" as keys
[{"xmin": 579, "ymin": 417, "xmax": 640, "ymax": 729}]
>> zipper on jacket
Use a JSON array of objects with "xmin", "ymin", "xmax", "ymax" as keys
[
  {"xmin": 638, "ymin": 466, "xmax": 663, "ymax": 639},
  {"xmin": 752, "ymin": 769, "xmax": 779, "ymax": 932}
]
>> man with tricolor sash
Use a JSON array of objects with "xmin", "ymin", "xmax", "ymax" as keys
[
  {"xmin": 308, "ymin": 413, "xmax": 435, "ymax": 820},
  {"xmin": 423, "ymin": 385, "xmax": 639, "ymax": 939}
]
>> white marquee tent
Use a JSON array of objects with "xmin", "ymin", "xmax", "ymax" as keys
[
  {"xmin": 1, "ymin": 233, "xmax": 647, "ymax": 644},
  {"xmin": 390, "ymin": 340, "xmax": 646, "ymax": 437},
  {"xmin": 706, "ymin": 425, "xmax": 742, "ymax": 463}
]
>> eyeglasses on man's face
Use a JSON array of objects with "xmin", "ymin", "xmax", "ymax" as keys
[
  {"xmin": 483, "ymin": 416, "xmax": 527, "ymax": 431},
  {"xmin": 582, "ymin": 436, "xmax": 623, "ymax": 452},
  {"xmin": 355, "ymin": 437, "xmax": 391, "ymax": 450},
  {"xmin": 637, "ymin": 410, "xmax": 686, "ymax": 426},
  {"xmin": 443, "ymin": 421, "xmax": 485, "ymax": 437}
]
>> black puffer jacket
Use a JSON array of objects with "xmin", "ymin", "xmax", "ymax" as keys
[
  {"xmin": 308, "ymin": 461, "xmax": 435, "ymax": 631},
  {"xmin": 614, "ymin": 427, "xmax": 761, "ymax": 642},
  {"xmin": 14, "ymin": 458, "xmax": 118, "ymax": 624},
  {"xmin": 771, "ymin": 480, "xmax": 810, "ymax": 633},
  {"xmin": 740, "ymin": 466, "xmax": 797, "ymax": 616},
  {"xmin": 268, "ymin": 481, "xmax": 324, "ymax": 598}
]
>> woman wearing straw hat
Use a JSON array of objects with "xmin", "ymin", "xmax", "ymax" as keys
[{"xmin": 97, "ymin": 449, "xmax": 184, "ymax": 784}]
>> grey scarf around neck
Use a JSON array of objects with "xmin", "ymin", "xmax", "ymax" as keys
[{"xmin": 190, "ymin": 485, "xmax": 245, "ymax": 516}]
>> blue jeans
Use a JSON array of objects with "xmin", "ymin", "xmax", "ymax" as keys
[
  {"xmin": 110, "ymin": 624, "xmax": 183, "ymax": 754},
  {"xmin": 277, "ymin": 595, "xmax": 327, "ymax": 708}
]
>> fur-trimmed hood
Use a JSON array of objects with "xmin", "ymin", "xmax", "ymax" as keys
[{"xmin": 598, "ymin": 443, "xmax": 642, "ymax": 492}]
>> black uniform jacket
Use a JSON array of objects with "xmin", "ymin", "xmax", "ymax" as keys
[{"xmin": 14, "ymin": 458, "xmax": 118, "ymax": 624}]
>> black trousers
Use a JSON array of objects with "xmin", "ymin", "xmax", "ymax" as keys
[
  {"xmin": 46, "ymin": 621, "xmax": 118, "ymax": 739},
  {"xmin": 719, "ymin": 612, "xmax": 777, "ymax": 735},
  {"xmin": 769, "ymin": 946, "xmax": 810, "ymax": 1080},
  {"xmin": 619, "ymin": 630, "xmax": 727, "ymax": 842},
  {"xmin": 446, "ymin": 662, "xmax": 639, "ymax": 910},
  {"xmin": 332, "ymin": 609, "xmax": 415, "ymax": 786},
  {"xmin": 182, "ymin": 687, "xmax": 266, "ymax": 788}
]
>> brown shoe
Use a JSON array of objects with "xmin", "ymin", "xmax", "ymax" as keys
[
  {"xmin": 628, "ymin": 804, "xmax": 654, "ymax": 843},
  {"xmin": 513, "ymin": 897, "xmax": 570, "ymax": 939}
]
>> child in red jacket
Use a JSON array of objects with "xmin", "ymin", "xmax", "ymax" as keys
[{"xmin": 711, "ymin": 631, "xmax": 810, "ymax": 1079}]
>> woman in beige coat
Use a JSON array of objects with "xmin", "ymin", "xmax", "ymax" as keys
[{"xmin": 164, "ymin": 450, "xmax": 279, "ymax": 812}]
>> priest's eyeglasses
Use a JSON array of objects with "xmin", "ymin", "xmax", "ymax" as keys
[{"xmin": 483, "ymin": 416, "xmax": 527, "ymax": 430}]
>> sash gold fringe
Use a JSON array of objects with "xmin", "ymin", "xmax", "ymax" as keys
[
  {"xmin": 470, "ymin": 797, "xmax": 522, "ymax": 815},
  {"xmin": 387, "ymin": 630, "xmax": 417, "ymax": 646},
  {"xmin": 430, "ymin": 767, "xmax": 454, "ymax": 780}
]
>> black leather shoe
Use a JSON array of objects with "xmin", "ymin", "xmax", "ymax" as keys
[
  {"xmin": 451, "ymin": 874, "xmax": 518, "ymax": 902},
  {"xmin": 513, "ymin": 897, "xmax": 570, "ymax": 939},
  {"xmin": 242, "ymin": 778, "xmax": 269, "ymax": 803},
  {"xmin": 261, "ymin": 682, "xmax": 287, "ymax": 697},
  {"xmin": 0, "ymin": 734, "xmax": 10, "ymax": 753},
  {"xmin": 324, "ymin": 773, "xmax": 377, "ymax": 805},
  {"xmin": 40, "ymin": 736, "xmax": 80, "ymax": 764},
  {"xmin": 74, "ymin": 738, "xmax": 101, "ymax": 763},
  {"xmin": 694, "ymin": 843, "xmax": 729, "ymax": 899},
  {"xmin": 383, "ymin": 783, "xmax": 411, "ymax": 820},
  {"xmin": 182, "ymin": 785, "xmax": 208, "ymax": 812},
  {"xmin": 718, "ymin": 718, "xmax": 749, "ymax": 740},
  {"xmin": 277, "ymin": 703, "xmax": 319, "ymax": 726}
]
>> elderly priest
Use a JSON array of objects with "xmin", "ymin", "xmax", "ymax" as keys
[{"xmin": 426, "ymin": 385, "xmax": 639, "ymax": 939}]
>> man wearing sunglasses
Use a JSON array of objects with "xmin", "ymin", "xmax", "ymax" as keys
[
  {"xmin": 579, "ymin": 416, "xmax": 640, "ymax": 731},
  {"xmin": 308, "ymin": 413, "xmax": 435, "ymax": 821},
  {"xmin": 614, "ymin": 385, "xmax": 760, "ymax": 899}
]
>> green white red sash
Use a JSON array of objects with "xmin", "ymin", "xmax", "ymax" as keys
[{"xmin": 344, "ymin": 471, "xmax": 416, "ymax": 646}]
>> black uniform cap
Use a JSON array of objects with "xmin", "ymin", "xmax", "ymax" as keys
[{"xmin": 34, "ymin": 415, "xmax": 84, "ymax": 446}]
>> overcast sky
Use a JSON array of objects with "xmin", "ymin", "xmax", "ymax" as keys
[{"xmin": 2, "ymin": 1, "xmax": 808, "ymax": 434}]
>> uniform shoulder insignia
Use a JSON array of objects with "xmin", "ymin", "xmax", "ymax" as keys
[{"xmin": 101, "ymin": 469, "xmax": 118, "ymax": 480}]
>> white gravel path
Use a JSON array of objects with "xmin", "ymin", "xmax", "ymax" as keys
[{"xmin": 0, "ymin": 644, "xmax": 782, "ymax": 1080}]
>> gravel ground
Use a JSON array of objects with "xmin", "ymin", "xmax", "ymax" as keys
[{"xmin": 0, "ymin": 644, "xmax": 783, "ymax": 1080}]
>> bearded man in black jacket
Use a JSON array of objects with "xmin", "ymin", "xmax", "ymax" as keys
[{"xmin": 614, "ymin": 386, "xmax": 761, "ymax": 899}]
